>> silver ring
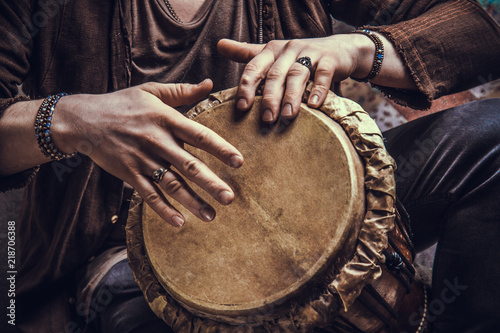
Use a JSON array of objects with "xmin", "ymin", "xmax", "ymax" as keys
[
  {"xmin": 296, "ymin": 56, "xmax": 312, "ymax": 71},
  {"xmin": 152, "ymin": 167, "xmax": 169, "ymax": 184}
]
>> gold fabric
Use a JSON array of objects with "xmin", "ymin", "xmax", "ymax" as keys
[{"xmin": 304, "ymin": 83, "xmax": 397, "ymax": 311}]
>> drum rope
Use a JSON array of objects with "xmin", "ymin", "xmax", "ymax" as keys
[
  {"xmin": 387, "ymin": 236, "xmax": 416, "ymax": 278},
  {"xmin": 332, "ymin": 318, "xmax": 365, "ymax": 333},
  {"xmin": 364, "ymin": 284, "xmax": 399, "ymax": 320},
  {"xmin": 416, "ymin": 286, "xmax": 428, "ymax": 333},
  {"xmin": 396, "ymin": 197, "xmax": 413, "ymax": 237},
  {"xmin": 331, "ymin": 285, "xmax": 429, "ymax": 333},
  {"xmin": 395, "ymin": 197, "xmax": 416, "ymax": 260},
  {"xmin": 356, "ymin": 294, "xmax": 395, "ymax": 330},
  {"xmin": 385, "ymin": 245, "xmax": 414, "ymax": 293}
]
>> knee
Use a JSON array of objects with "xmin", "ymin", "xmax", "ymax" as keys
[{"xmin": 93, "ymin": 261, "xmax": 170, "ymax": 332}]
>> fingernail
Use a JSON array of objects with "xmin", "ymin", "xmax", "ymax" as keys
[
  {"xmin": 237, "ymin": 98, "xmax": 247, "ymax": 110},
  {"xmin": 282, "ymin": 104, "xmax": 292, "ymax": 116},
  {"xmin": 262, "ymin": 109, "xmax": 274, "ymax": 122},
  {"xmin": 219, "ymin": 190, "xmax": 233, "ymax": 205},
  {"xmin": 310, "ymin": 94, "xmax": 319, "ymax": 105},
  {"xmin": 172, "ymin": 216, "xmax": 184, "ymax": 227},
  {"xmin": 200, "ymin": 207, "xmax": 215, "ymax": 221},
  {"xmin": 229, "ymin": 154, "xmax": 244, "ymax": 168}
]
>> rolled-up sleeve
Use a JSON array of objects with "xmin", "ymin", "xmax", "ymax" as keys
[
  {"xmin": 329, "ymin": 0, "xmax": 500, "ymax": 109},
  {"xmin": 0, "ymin": 0, "xmax": 39, "ymax": 192}
]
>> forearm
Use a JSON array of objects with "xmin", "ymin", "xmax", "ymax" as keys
[
  {"xmin": 372, "ymin": 0, "xmax": 500, "ymax": 99},
  {"xmin": 2, "ymin": 82, "xmax": 246, "ymax": 226},
  {"xmin": 0, "ymin": 100, "xmax": 53, "ymax": 176},
  {"xmin": 331, "ymin": 0, "xmax": 500, "ymax": 107}
]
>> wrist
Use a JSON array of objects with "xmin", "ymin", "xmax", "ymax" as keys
[
  {"xmin": 349, "ymin": 31, "xmax": 381, "ymax": 81},
  {"xmin": 47, "ymin": 94, "xmax": 81, "ymax": 156}
]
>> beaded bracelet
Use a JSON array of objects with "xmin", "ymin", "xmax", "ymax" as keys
[
  {"xmin": 350, "ymin": 28, "xmax": 385, "ymax": 81},
  {"xmin": 34, "ymin": 93, "xmax": 77, "ymax": 161}
]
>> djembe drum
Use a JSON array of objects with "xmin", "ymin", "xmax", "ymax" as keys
[{"xmin": 126, "ymin": 85, "xmax": 428, "ymax": 332}]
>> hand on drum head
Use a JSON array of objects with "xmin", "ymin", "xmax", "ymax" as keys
[
  {"xmin": 217, "ymin": 36, "xmax": 368, "ymax": 123},
  {"xmin": 54, "ymin": 79, "xmax": 244, "ymax": 227}
]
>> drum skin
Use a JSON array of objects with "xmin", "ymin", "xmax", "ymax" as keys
[{"xmin": 142, "ymin": 97, "xmax": 366, "ymax": 321}]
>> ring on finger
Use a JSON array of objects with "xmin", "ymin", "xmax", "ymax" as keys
[
  {"xmin": 152, "ymin": 166, "xmax": 170, "ymax": 184},
  {"xmin": 296, "ymin": 56, "xmax": 313, "ymax": 71}
]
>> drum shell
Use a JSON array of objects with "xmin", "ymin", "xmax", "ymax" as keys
[{"xmin": 126, "ymin": 86, "xmax": 425, "ymax": 332}]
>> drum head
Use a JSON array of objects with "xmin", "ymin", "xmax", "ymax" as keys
[{"xmin": 141, "ymin": 97, "xmax": 365, "ymax": 319}]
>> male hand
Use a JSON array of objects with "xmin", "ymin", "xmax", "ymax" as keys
[
  {"xmin": 217, "ymin": 36, "xmax": 364, "ymax": 123},
  {"xmin": 54, "ymin": 79, "xmax": 244, "ymax": 227}
]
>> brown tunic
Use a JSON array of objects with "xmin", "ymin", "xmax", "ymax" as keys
[{"xmin": 130, "ymin": 0, "xmax": 250, "ymax": 98}]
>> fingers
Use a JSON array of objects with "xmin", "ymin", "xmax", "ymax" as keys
[
  {"xmin": 135, "ymin": 162, "xmax": 223, "ymax": 227},
  {"xmin": 218, "ymin": 39, "xmax": 269, "ymax": 113},
  {"xmin": 146, "ymin": 143, "xmax": 234, "ymax": 225},
  {"xmin": 260, "ymin": 47, "xmax": 306, "ymax": 122},
  {"xmin": 274, "ymin": 54, "xmax": 313, "ymax": 121},
  {"xmin": 235, "ymin": 46, "xmax": 277, "ymax": 113},
  {"xmin": 261, "ymin": 52, "xmax": 337, "ymax": 122},
  {"xmin": 306, "ymin": 60, "xmax": 335, "ymax": 109},
  {"xmin": 130, "ymin": 130, "xmax": 238, "ymax": 227},
  {"xmin": 231, "ymin": 37, "xmax": 356, "ymax": 123},
  {"xmin": 158, "ymin": 168, "xmax": 216, "ymax": 222},
  {"xmin": 154, "ymin": 167, "xmax": 217, "ymax": 222},
  {"xmin": 149, "ymin": 117, "xmax": 242, "ymax": 219},
  {"xmin": 234, "ymin": 39, "xmax": 318, "ymax": 122},
  {"xmin": 172, "ymin": 115, "xmax": 244, "ymax": 169},
  {"xmin": 134, "ymin": 81, "xmax": 244, "ymax": 226},
  {"xmin": 257, "ymin": 51, "xmax": 313, "ymax": 122},
  {"xmin": 217, "ymin": 39, "xmax": 265, "ymax": 63},
  {"xmin": 177, "ymin": 155, "xmax": 234, "ymax": 206},
  {"xmin": 140, "ymin": 79, "xmax": 214, "ymax": 108},
  {"xmin": 134, "ymin": 175, "xmax": 187, "ymax": 227},
  {"xmin": 162, "ymin": 142, "xmax": 236, "ymax": 207}
]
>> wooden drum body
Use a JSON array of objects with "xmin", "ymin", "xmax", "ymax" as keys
[{"xmin": 126, "ymin": 86, "xmax": 426, "ymax": 332}]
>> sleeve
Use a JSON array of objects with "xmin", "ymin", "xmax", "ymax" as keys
[
  {"xmin": 0, "ymin": 0, "xmax": 39, "ymax": 192},
  {"xmin": 328, "ymin": 0, "xmax": 500, "ymax": 109}
]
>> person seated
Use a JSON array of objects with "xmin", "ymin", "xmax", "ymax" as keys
[{"xmin": 0, "ymin": 0, "xmax": 499, "ymax": 332}]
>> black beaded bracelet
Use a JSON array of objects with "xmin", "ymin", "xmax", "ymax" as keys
[
  {"xmin": 34, "ymin": 93, "xmax": 77, "ymax": 161},
  {"xmin": 350, "ymin": 28, "xmax": 385, "ymax": 81}
]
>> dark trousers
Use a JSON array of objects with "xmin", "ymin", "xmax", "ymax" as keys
[
  {"xmin": 90, "ymin": 99, "xmax": 500, "ymax": 332},
  {"xmin": 384, "ymin": 98, "xmax": 500, "ymax": 332},
  {"xmin": 86, "ymin": 260, "xmax": 172, "ymax": 333}
]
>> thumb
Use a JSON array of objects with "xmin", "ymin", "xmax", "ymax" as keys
[
  {"xmin": 217, "ymin": 38, "xmax": 265, "ymax": 63},
  {"xmin": 140, "ymin": 79, "xmax": 214, "ymax": 107}
]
